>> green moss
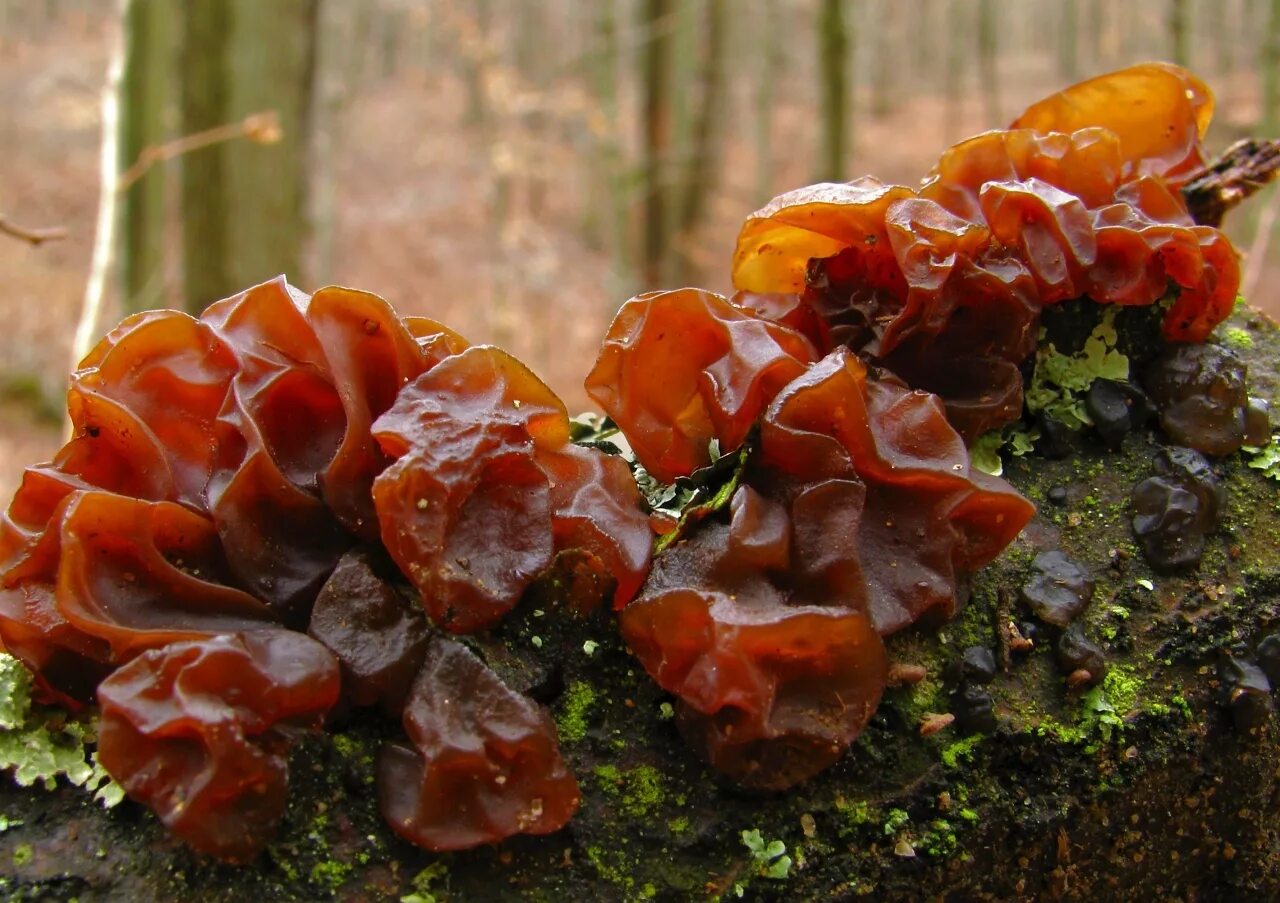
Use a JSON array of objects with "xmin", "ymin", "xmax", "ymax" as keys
[
  {"xmin": 667, "ymin": 815, "xmax": 690, "ymax": 834},
  {"xmin": 940, "ymin": 734, "xmax": 984, "ymax": 769},
  {"xmin": 594, "ymin": 764, "xmax": 666, "ymax": 819},
  {"xmin": 308, "ymin": 860, "xmax": 354, "ymax": 891},
  {"xmin": 584, "ymin": 843, "xmax": 636, "ymax": 896},
  {"xmin": 12, "ymin": 843, "xmax": 32, "ymax": 867},
  {"xmin": 1100, "ymin": 665, "xmax": 1141, "ymax": 717},
  {"xmin": 401, "ymin": 862, "xmax": 449, "ymax": 903},
  {"xmin": 1222, "ymin": 326, "xmax": 1254, "ymax": 350},
  {"xmin": 920, "ymin": 819, "xmax": 958, "ymax": 857},
  {"xmin": 882, "ymin": 808, "xmax": 910, "ymax": 837},
  {"xmin": 557, "ymin": 681, "xmax": 596, "ymax": 744}
]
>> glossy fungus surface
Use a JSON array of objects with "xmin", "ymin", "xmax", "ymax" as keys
[
  {"xmin": 378, "ymin": 636, "xmax": 580, "ymax": 850},
  {"xmin": 729, "ymin": 64, "xmax": 1240, "ymax": 438},
  {"xmin": 0, "ymin": 277, "xmax": 471, "ymax": 704},
  {"xmin": 307, "ymin": 548, "xmax": 433, "ymax": 714},
  {"xmin": 761, "ymin": 351, "xmax": 1035, "ymax": 635},
  {"xmin": 372, "ymin": 346, "xmax": 650, "ymax": 632},
  {"xmin": 1144, "ymin": 343, "xmax": 1256, "ymax": 456},
  {"xmin": 585, "ymin": 288, "xmax": 817, "ymax": 482},
  {"xmin": 96, "ymin": 631, "xmax": 340, "ymax": 862},
  {"xmin": 1019, "ymin": 550, "xmax": 1095, "ymax": 628},
  {"xmin": 1130, "ymin": 446, "xmax": 1224, "ymax": 570},
  {"xmin": 617, "ymin": 349, "xmax": 1032, "ymax": 788}
]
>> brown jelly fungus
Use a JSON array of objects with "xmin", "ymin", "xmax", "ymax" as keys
[
  {"xmin": 378, "ymin": 637, "xmax": 579, "ymax": 850},
  {"xmin": 731, "ymin": 64, "xmax": 1239, "ymax": 439},
  {"xmin": 307, "ymin": 548, "xmax": 432, "ymax": 714},
  {"xmin": 96, "ymin": 631, "xmax": 340, "ymax": 862}
]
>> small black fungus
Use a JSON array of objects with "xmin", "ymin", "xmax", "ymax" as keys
[
  {"xmin": 1019, "ymin": 550, "xmax": 1096, "ymax": 627},
  {"xmin": 1144, "ymin": 343, "xmax": 1251, "ymax": 456},
  {"xmin": 1130, "ymin": 446, "xmax": 1222, "ymax": 571},
  {"xmin": 1245, "ymin": 397, "xmax": 1272, "ymax": 448},
  {"xmin": 1085, "ymin": 379, "xmax": 1151, "ymax": 447},
  {"xmin": 1047, "ymin": 486, "xmax": 1068, "ymax": 506},
  {"xmin": 1256, "ymin": 632, "xmax": 1280, "ymax": 687},
  {"xmin": 1219, "ymin": 655, "xmax": 1273, "ymax": 734},
  {"xmin": 1056, "ymin": 623, "xmax": 1106, "ymax": 684},
  {"xmin": 950, "ymin": 684, "xmax": 997, "ymax": 734},
  {"xmin": 946, "ymin": 646, "xmax": 997, "ymax": 686},
  {"xmin": 1036, "ymin": 415, "xmax": 1076, "ymax": 459}
]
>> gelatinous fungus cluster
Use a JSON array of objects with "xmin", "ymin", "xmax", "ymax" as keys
[
  {"xmin": 730, "ymin": 63, "xmax": 1240, "ymax": 442},
  {"xmin": 0, "ymin": 62, "xmax": 1268, "ymax": 862},
  {"xmin": 598, "ymin": 327, "xmax": 1034, "ymax": 788},
  {"xmin": 0, "ymin": 278, "xmax": 650, "ymax": 858}
]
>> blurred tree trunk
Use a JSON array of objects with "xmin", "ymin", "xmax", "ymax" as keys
[
  {"xmin": 1266, "ymin": 0, "xmax": 1280, "ymax": 134},
  {"xmin": 179, "ymin": 0, "xmax": 319, "ymax": 312},
  {"xmin": 1058, "ymin": 0, "xmax": 1079, "ymax": 81},
  {"xmin": 118, "ymin": 0, "xmax": 171, "ymax": 313},
  {"xmin": 869, "ymin": 0, "xmax": 894, "ymax": 118},
  {"xmin": 977, "ymin": 0, "xmax": 999, "ymax": 125},
  {"xmin": 754, "ymin": 0, "xmax": 782, "ymax": 203},
  {"xmin": 944, "ymin": 0, "xmax": 966, "ymax": 140},
  {"xmin": 586, "ymin": 0, "xmax": 631, "ymax": 288},
  {"xmin": 817, "ymin": 0, "xmax": 849, "ymax": 182},
  {"xmin": 1169, "ymin": 0, "xmax": 1190, "ymax": 66},
  {"xmin": 674, "ymin": 0, "xmax": 728, "ymax": 283},
  {"xmin": 640, "ymin": 0, "xmax": 675, "ymax": 287}
]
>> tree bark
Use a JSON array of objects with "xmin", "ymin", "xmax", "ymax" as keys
[
  {"xmin": 817, "ymin": 0, "xmax": 850, "ymax": 183},
  {"xmin": 640, "ymin": 0, "xmax": 675, "ymax": 288},
  {"xmin": 673, "ymin": 0, "xmax": 728, "ymax": 284},
  {"xmin": 118, "ymin": 0, "xmax": 172, "ymax": 313},
  {"xmin": 178, "ymin": 0, "xmax": 319, "ymax": 312}
]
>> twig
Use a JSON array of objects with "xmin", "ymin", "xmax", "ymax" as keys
[
  {"xmin": 1242, "ymin": 184, "xmax": 1280, "ymax": 303},
  {"xmin": 0, "ymin": 215, "xmax": 67, "ymax": 246},
  {"xmin": 115, "ymin": 111, "xmax": 281, "ymax": 194}
]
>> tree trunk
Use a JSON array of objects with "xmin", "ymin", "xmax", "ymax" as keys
[
  {"xmin": 1169, "ymin": 0, "xmax": 1191, "ymax": 66},
  {"xmin": 640, "ymin": 0, "xmax": 675, "ymax": 288},
  {"xmin": 817, "ymin": 0, "xmax": 850, "ymax": 182},
  {"xmin": 1058, "ymin": 0, "xmax": 1079, "ymax": 82},
  {"xmin": 977, "ymin": 0, "xmax": 1000, "ymax": 125},
  {"xmin": 118, "ymin": 0, "xmax": 172, "ymax": 314},
  {"xmin": 178, "ymin": 0, "xmax": 319, "ymax": 312},
  {"xmin": 1265, "ymin": 0, "xmax": 1280, "ymax": 134},
  {"xmin": 673, "ymin": 0, "xmax": 728, "ymax": 284},
  {"xmin": 753, "ymin": 0, "xmax": 782, "ymax": 204}
]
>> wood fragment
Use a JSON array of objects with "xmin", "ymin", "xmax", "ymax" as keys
[{"xmin": 1182, "ymin": 138, "xmax": 1280, "ymax": 227}]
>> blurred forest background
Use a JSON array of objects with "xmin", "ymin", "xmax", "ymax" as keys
[{"xmin": 2, "ymin": 0, "xmax": 1280, "ymax": 502}]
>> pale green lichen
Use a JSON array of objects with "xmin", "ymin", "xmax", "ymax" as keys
[
  {"xmin": 0, "ymin": 654, "xmax": 122, "ymax": 806},
  {"xmin": 1025, "ymin": 306, "xmax": 1129, "ymax": 430},
  {"xmin": 971, "ymin": 423, "xmax": 1039, "ymax": 477},
  {"xmin": 1244, "ymin": 437, "xmax": 1280, "ymax": 482},
  {"xmin": 557, "ymin": 681, "xmax": 596, "ymax": 744},
  {"xmin": 735, "ymin": 828, "xmax": 792, "ymax": 895}
]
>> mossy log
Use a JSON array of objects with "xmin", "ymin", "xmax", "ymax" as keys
[{"xmin": 1, "ymin": 306, "xmax": 1279, "ymax": 902}]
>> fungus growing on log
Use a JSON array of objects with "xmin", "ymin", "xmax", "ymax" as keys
[
  {"xmin": 378, "ymin": 637, "xmax": 579, "ymax": 850},
  {"xmin": 96, "ymin": 631, "xmax": 340, "ymax": 862}
]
